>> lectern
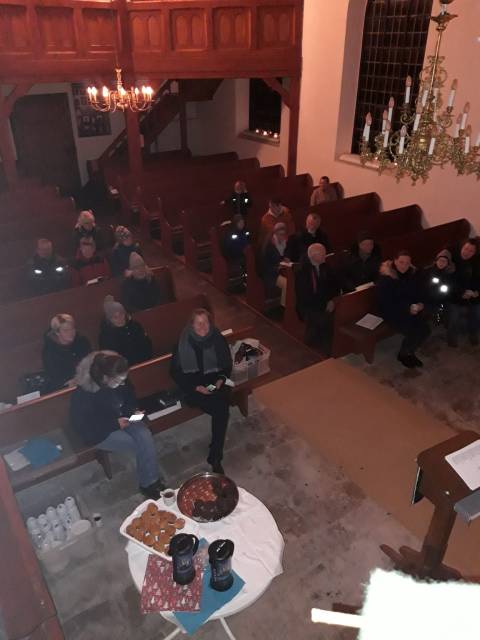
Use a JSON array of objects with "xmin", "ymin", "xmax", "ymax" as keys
[{"xmin": 381, "ymin": 430, "xmax": 479, "ymax": 580}]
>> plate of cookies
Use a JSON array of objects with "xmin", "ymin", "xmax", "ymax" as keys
[{"xmin": 120, "ymin": 500, "xmax": 193, "ymax": 559}]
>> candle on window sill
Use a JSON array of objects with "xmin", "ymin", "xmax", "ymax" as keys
[
  {"xmin": 381, "ymin": 110, "xmax": 388, "ymax": 133},
  {"xmin": 383, "ymin": 122, "xmax": 391, "ymax": 148},
  {"xmin": 387, "ymin": 97, "xmax": 394, "ymax": 124},
  {"xmin": 363, "ymin": 113, "xmax": 372, "ymax": 141},
  {"xmin": 398, "ymin": 126, "xmax": 407, "ymax": 155},
  {"xmin": 273, "ymin": 133, "xmax": 279, "ymax": 139}
]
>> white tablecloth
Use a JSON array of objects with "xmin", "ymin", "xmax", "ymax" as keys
[{"xmin": 126, "ymin": 488, "xmax": 284, "ymax": 620}]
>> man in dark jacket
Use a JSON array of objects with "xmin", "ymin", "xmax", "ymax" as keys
[
  {"xmin": 341, "ymin": 231, "xmax": 382, "ymax": 293},
  {"xmin": 99, "ymin": 296, "xmax": 153, "ymax": 365},
  {"xmin": 287, "ymin": 212, "xmax": 331, "ymax": 262},
  {"xmin": 42, "ymin": 314, "xmax": 91, "ymax": 391},
  {"xmin": 377, "ymin": 251, "xmax": 430, "ymax": 368},
  {"xmin": 448, "ymin": 240, "xmax": 480, "ymax": 346},
  {"xmin": 26, "ymin": 238, "xmax": 69, "ymax": 296},
  {"xmin": 295, "ymin": 243, "xmax": 341, "ymax": 354},
  {"xmin": 222, "ymin": 181, "xmax": 252, "ymax": 218}
]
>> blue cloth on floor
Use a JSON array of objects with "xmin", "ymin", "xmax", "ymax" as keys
[
  {"xmin": 174, "ymin": 567, "xmax": 245, "ymax": 635},
  {"xmin": 19, "ymin": 438, "xmax": 61, "ymax": 469}
]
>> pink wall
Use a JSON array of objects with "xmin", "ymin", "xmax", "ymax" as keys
[{"xmin": 297, "ymin": 0, "xmax": 480, "ymax": 230}]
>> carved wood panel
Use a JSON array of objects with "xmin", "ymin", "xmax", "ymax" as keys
[
  {"xmin": 83, "ymin": 9, "xmax": 116, "ymax": 53},
  {"xmin": 213, "ymin": 7, "xmax": 249, "ymax": 49},
  {"xmin": 130, "ymin": 11, "xmax": 164, "ymax": 51},
  {"xmin": 258, "ymin": 5, "xmax": 295, "ymax": 48},
  {"xmin": 37, "ymin": 7, "xmax": 76, "ymax": 53},
  {"xmin": 170, "ymin": 9, "xmax": 207, "ymax": 51},
  {"xmin": 0, "ymin": 5, "xmax": 29, "ymax": 52}
]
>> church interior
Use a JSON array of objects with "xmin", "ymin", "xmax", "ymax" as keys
[{"xmin": 1, "ymin": 0, "xmax": 480, "ymax": 638}]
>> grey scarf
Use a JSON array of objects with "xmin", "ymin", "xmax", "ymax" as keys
[{"xmin": 178, "ymin": 326, "xmax": 228, "ymax": 374}]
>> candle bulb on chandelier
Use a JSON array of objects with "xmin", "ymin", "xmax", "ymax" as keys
[
  {"xmin": 405, "ymin": 76, "xmax": 412, "ymax": 104},
  {"xmin": 428, "ymin": 137, "xmax": 436, "ymax": 156},
  {"xmin": 102, "ymin": 86, "xmax": 109, "ymax": 98},
  {"xmin": 381, "ymin": 110, "xmax": 388, "ymax": 133},
  {"xmin": 387, "ymin": 97, "xmax": 395, "ymax": 123},
  {"xmin": 413, "ymin": 106, "xmax": 422, "ymax": 132},
  {"xmin": 465, "ymin": 126, "xmax": 472, "ymax": 154},
  {"xmin": 448, "ymin": 79, "xmax": 458, "ymax": 108},
  {"xmin": 383, "ymin": 121, "xmax": 391, "ymax": 148},
  {"xmin": 475, "ymin": 133, "xmax": 480, "ymax": 148},
  {"xmin": 398, "ymin": 126, "xmax": 407, "ymax": 155},
  {"xmin": 454, "ymin": 114, "xmax": 462, "ymax": 138},
  {"xmin": 461, "ymin": 102, "xmax": 470, "ymax": 130},
  {"xmin": 363, "ymin": 113, "xmax": 372, "ymax": 141},
  {"xmin": 421, "ymin": 88, "xmax": 429, "ymax": 108}
]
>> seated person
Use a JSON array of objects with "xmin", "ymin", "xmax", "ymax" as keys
[
  {"xmin": 70, "ymin": 351, "xmax": 164, "ymax": 499},
  {"xmin": 110, "ymin": 226, "xmax": 142, "ymax": 277},
  {"xmin": 448, "ymin": 239, "xmax": 480, "ymax": 347},
  {"xmin": 70, "ymin": 238, "xmax": 111, "ymax": 286},
  {"xmin": 26, "ymin": 238, "xmax": 69, "ymax": 295},
  {"xmin": 422, "ymin": 249, "xmax": 456, "ymax": 328},
  {"xmin": 122, "ymin": 252, "xmax": 168, "ymax": 312},
  {"xmin": 287, "ymin": 212, "xmax": 331, "ymax": 262},
  {"xmin": 341, "ymin": 231, "xmax": 382, "ymax": 293},
  {"xmin": 261, "ymin": 222, "xmax": 291, "ymax": 306},
  {"xmin": 259, "ymin": 197, "xmax": 294, "ymax": 248},
  {"xmin": 42, "ymin": 313, "xmax": 91, "ymax": 391},
  {"xmin": 171, "ymin": 309, "xmax": 232, "ymax": 474},
  {"xmin": 377, "ymin": 250, "xmax": 430, "ymax": 368},
  {"xmin": 310, "ymin": 176, "xmax": 339, "ymax": 206},
  {"xmin": 99, "ymin": 295, "xmax": 153, "ymax": 366},
  {"xmin": 222, "ymin": 181, "xmax": 252, "ymax": 218},
  {"xmin": 73, "ymin": 210, "xmax": 104, "ymax": 251},
  {"xmin": 295, "ymin": 243, "xmax": 341, "ymax": 354},
  {"xmin": 221, "ymin": 214, "xmax": 250, "ymax": 276}
]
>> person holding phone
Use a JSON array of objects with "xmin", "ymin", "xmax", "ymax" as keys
[
  {"xmin": 70, "ymin": 351, "xmax": 164, "ymax": 499},
  {"xmin": 171, "ymin": 309, "xmax": 233, "ymax": 474}
]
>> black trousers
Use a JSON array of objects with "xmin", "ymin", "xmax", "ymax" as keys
[
  {"xmin": 188, "ymin": 388, "xmax": 230, "ymax": 464},
  {"xmin": 304, "ymin": 309, "xmax": 334, "ymax": 356},
  {"xmin": 392, "ymin": 315, "xmax": 431, "ymax": 356}
]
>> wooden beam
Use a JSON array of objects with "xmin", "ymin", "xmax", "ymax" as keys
[
  {"xmin": 262, "ymin": 77, "xmax": 291, "ymax": 109},
  {"xmin": 178, "ymin": 85, "xmax": 188, "ymax": 153},
  {"xmin": 2, "ymin": 83, "xmax": 31, "ymax": 117},
  {"xmin": 0, "ymin": 114, "xmax": 18, "ymax": 187},
  {"xmin": 287, "ymin": 76, "xmax": 300, "ymax": 177}
]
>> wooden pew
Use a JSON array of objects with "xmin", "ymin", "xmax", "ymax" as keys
[
  {"xmin": 331, "ymin": 218, "xmax": 471, "ymax": 362},
  {"xmin": 0, "ymin": 457, "xmax": 64, "ymax": 639},
  {"xmin": 0, "ymin": 326, "xmax": 264, "ymax": 493}
]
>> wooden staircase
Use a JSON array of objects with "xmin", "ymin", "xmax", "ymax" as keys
[{"xmin": 95, "ymin": 79, "xmax": 223, "ymax": 173}]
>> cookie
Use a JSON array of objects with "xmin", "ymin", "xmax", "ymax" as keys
[
  {"xmin": 153, "ymin": 540, "xmax": 165, "ymax": 553},
  {"xmin": 164, "ymin": 524, "xmax": 176, "ymax": 538},
  {"xmin": 132, "ymin": 517, "xmax": 143, "ymax": 528},
  {"xmin": 146, "ymin": 503, "xmax": 158, "ymax": 515},
  {"xmin": 174, "ymin": 518, "xmax": 185, "ymax": 530}
]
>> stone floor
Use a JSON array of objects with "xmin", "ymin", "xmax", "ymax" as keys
[
  {"xmin": 345, "ymin": 327, "xmax": 480, "ymax": 435},
  {"xmin": 17, "ymin": 398, "xmax": 417, "ymax": 640}
]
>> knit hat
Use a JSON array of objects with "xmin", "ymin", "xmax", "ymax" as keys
[
  {"xmin": 115, "ymin": 225, "xmax": 131, "ymax": 242},
  {"xmin": 103, "ymin": 295, "xmax": 125, "ymax": 321},
  {"xmin": 357, "ymin": 230, "xmax": 374, "ymax": 243},
  {"xmin": 129, "ymin": 252, "xmax": 145, "ymax": 270},
  {"xmin": 77, "ymin": 210, "xmax": 95, "ymax": 226},
  {"xmin": 436, "ymin": 248, "xmax": 455, "ymax": 273}
]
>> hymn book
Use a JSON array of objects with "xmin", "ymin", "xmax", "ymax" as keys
[
  {"xmin": 445, "ymin": 440, "xmax": 480, "ymax": 490},
  {"xmin": 355, "ymin": 314, "xmax": 383, "ymax": 331}
]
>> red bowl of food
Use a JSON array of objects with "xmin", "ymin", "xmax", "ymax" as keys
[{"xmin": 177, "ymin": 472, "xmax": 239, "ymax": 523}]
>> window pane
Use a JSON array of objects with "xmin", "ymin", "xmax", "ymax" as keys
[
  {"xmin": 351, "ymin": 0, "xmax": 433, "ymax": 154},
  {"xmin": 249, "ymin": 79, "xmax": 282, "ymax": 134}
]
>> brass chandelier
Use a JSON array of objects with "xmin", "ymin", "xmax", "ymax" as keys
[
  {"xmin": 360, "ymin": 0, "xmax": 479, "ymax": 184},
  {"xmin": 87, "ymin": 67, "xmax": 153, "ymax": 113}
]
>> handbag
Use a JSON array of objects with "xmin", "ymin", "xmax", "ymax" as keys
[{"xmin": 19, "ymin": 371, "xmax": 50, "ymax": 396}]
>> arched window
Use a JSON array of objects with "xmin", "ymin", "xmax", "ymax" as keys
[{"xmin": 351, "ymin": 0, "xmax": 434, "ymax": 154}]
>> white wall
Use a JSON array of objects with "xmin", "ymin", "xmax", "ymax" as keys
[{"xmin": 297, "ymin": 0, "xmax": 480, "ymax": 229}]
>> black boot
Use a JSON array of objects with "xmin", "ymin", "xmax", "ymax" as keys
[
  {"xmin": 397, "ymin": 353, "xmax": 417, "ymax": 369},
  {"xmin": 411, "ymin": 354, "xmax": 424, "ymax": 367},
  {"xmin": 210, "ymin": 461, "xmax": 225, "ymax": 475},
  {"xmin": 140, "ymin": 483, "xmax": 161, "ymax": 500}
]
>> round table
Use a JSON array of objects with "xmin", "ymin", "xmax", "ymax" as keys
[{"xmin": 126, "ymin": 488, "xmax": 284, "ymax": 639}]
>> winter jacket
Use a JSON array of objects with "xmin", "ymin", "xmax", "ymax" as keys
[
  {"xmin": 341, "ymin": 243, "xmax": 382, "ymax": 293},
  {"xmin": 376, "ymin": 261, "xmax": 424, "ymax": 330},
  {"xmin": 121, "ymin": 275, "xmax": 168, "ymax": 312},
  {"xmin": 286, "ymin": 228, "xmax": 332, "ymax": 263},
  {"xmin": 110, "ymin": 243, "xmax": 142, "ymax": 277},
  {"xmin": 259, "ymin": 208, "xmax": 295, "ymax": 247},
  {"xmin": 98, "ymin": 318, "xmax": 153, "ymax": 366},
  {"xmin": 224, "ymin": 192, "xmax": 252, "ymax": 218},
  {"xmin": 26, "ymin": 254, "xmax": 69, "ymax": 295},
  {"xmin": 421, "ymin": 265, "xmax": 456, "ymax": 307},
  {"xmin": 70, "ymin": 352, "xmax": 137, "ymax": 447},
  {"xmin": 451, "ymin": 251, "xmax": 480, "ymax": 305},
  {"xmin": 41, "ymin": 332, "xmax": 91, "ymax": 391},
  {"xmin": 70, "ymin": 252, "xmax": 111, "ymax": 287},
  {"xmin": 221, "ymin": 224, "xmax": 250, "ymax": 262},
  {"xmin": 295, "ymin": 260, "xmax": 341, "ymax": 319}
]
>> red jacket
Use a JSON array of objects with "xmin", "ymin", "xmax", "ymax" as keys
[{"xmin": 70, "ymin": 252, "xmax": 111, "ymax": 286}]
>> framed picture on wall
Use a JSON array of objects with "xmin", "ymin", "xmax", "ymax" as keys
[{"xmin": 72, "ymin": 83, "xmax": 111, "ymax": 138}]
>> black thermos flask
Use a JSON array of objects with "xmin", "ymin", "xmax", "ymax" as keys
[
  {"xmin": 169, "ymin": 534, "xmax": 199, "ymax": 585},
  {"xmin": 208, "ymin": 539, "xmax": 235, "ymax": 591}
]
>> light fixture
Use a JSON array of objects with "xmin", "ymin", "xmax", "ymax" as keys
[
  {"xmin": 360, "ymin": 0, "xmax": 480, "ymax": 184},
  {"xmin": 87, "ymin": 67, "xmax": 153, "ymax": 113}
]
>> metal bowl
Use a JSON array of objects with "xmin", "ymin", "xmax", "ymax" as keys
[{"xmin": 177, "ymin": 472, "xmax": 239, "ymax": 523}]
